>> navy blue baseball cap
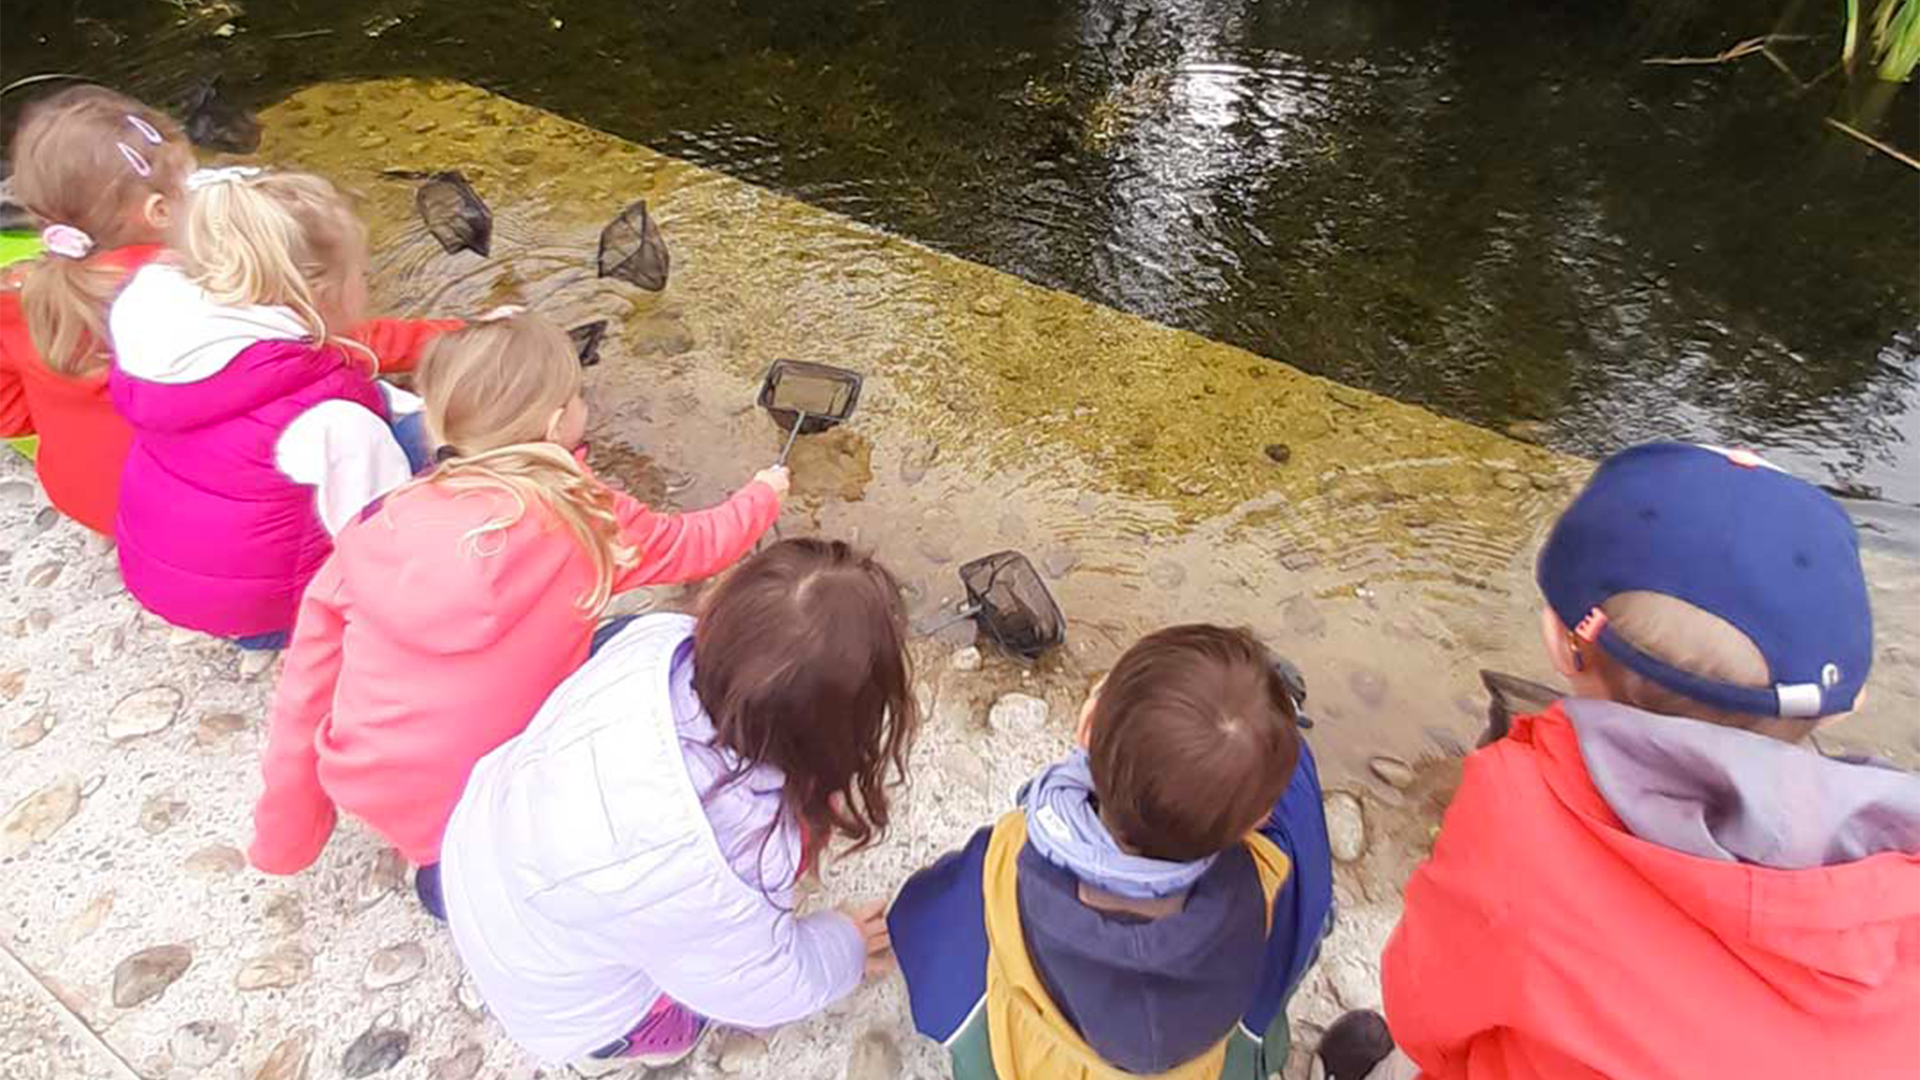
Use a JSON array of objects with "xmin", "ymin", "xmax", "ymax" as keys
[{"xmin": 1536, "ymin": 442, "xmax": 1873, "ymax": 719}]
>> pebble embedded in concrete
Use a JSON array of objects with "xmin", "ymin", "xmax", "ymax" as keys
[
  {"xmin": 251, "ymin": 1032, "xmax": 313, "ymax": 1080},
  {"xmin": 430, "ymin": 1043, "xmax": 485, "ymax": 1080},
  {"xmin": 170, "ymin": 1020, "xmax": 236, "ymax": 1071},
  {"xmin": 183, "ymin": 845, "xmax": 247, "ymax": 876},
  {"xmin": 1324, "ymin": 791, "xmax": 1366, "ymax": 863},
  {"xmin": 844, "ymin": 1030, "xmax": 903, "ymax": 1080},
  {"xmin": 355, "ymin": 848, "xmax": 408, "ymax": 910},
  {"xmin": 988, "ymin": 692, "xmax": 1050, "ymax": 734},
  {"xmin": 342, "ymin": 1025, "xmax": 411, "ymax": 1078},
  {"xmin": 0, "ymin": 775, "xmax": 83, "ymax": 857},
  {"xmin": 363, "ymin": 942, "xmax": 428, "ymax": 991},
  {"xmin": 111, "ymin": 944, "xmax": 193, "ymax": 1008},
  {"xmin": 106, "ymin": 685, "xmax": 183, "ymax": 742},
  {"xmin": 717, "ymin": 1030, "xmax": 770, "ymax": 1073},
  {"xmin": 235, "ymin": 944, "xmax": 313, "ymax": 992},
  {"xmin": 194, "ymin": 711, "xmax": 249, "ymax": 746}
]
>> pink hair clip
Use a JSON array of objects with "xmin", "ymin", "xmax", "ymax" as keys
[
  {"xmin": 125, "ymin": 115, "xmax": 164, "ymax": 145},
  {"xmin": 42, "ymin": 224, "xmax": 95, "ymax": 260},
  {"xmin": 116, "ymin": 142, "xmax": 153, "ymax": 178}
]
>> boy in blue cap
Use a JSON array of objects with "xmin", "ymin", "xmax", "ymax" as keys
[
  {"xmin": 890, "ymin": 624, "xmax": 1335, "ymax": 1079},
  {"xmin": 1319, "ymin": 442, "xmax": 1920, "ymax": 1080}
]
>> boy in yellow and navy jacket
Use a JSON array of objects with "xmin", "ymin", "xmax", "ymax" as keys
[{"xmin": 890, "ymin": 625, "xmax": 1336, "ymax": 1080}]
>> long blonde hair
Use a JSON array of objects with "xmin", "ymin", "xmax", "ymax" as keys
[
  {"xmin": 176, "ymin": 170, "xmax": 372, "ymax": 359},
  {"xmin": 413, "ymin": 312, "xmax": 634, "ymax": 612},
  {"xmin": 12, "ymin": 86, "xmax": 194, "ymax": 376}
]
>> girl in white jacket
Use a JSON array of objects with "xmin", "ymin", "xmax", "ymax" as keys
[{"xmin": 440, "ymin": 538, "xmax": 918, "ymax": 1067}]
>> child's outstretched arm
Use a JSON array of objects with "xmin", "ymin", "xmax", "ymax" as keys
[
  {"xmin": 609, "ymin": 470, "xmax": 785, "ymax": 590},
  {"xmin": 350, "ymin": 317, "xmax": 464, "ymax": 374},
  {"xmin": 0, "ymin": 298, "xmax": 34, "ymax": 438},
  {"xmin": 249, "ymin": 556, "xmax": 350, "ymax": 875}
]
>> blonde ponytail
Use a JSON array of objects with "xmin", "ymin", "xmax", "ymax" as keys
[
  {"xmin": 176, "ymin": 171, "xmax": 372, "ymax": 362},
  {"xmin": 411, "ymin": 313, "xmax": 634, "ymax": 612},
  {"xmin": 11, "ymin": 86, "xmax": 193, "ymax": 376}
]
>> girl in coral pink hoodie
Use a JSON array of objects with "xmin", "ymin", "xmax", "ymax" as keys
[{"xmin": 250, "ymin": 311, "xmax": 787, "ymax": 898}]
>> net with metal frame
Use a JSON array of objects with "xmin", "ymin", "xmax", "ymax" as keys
[
  {"xmin": 569, "ymin": 321, "xmax": 609, "ymax": 368},
  {"xmin": 959, "ymin": 551, "xmax": 1066, "ymax": 661},
  {"xmin": 759, "ymin": 360, "xmax": 862, "ymax": 436},
  {"xmin": 416, "ymin": 172, "xmax": 491, "ymax": 257},
  {"xmin": 597, "ymin": 199, "xmax": 671, "ymax": 291}
]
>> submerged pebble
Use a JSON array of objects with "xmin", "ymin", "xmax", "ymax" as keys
[
  {"xmin": 1369, "ymin": 756, "xmax": 1415, "ymax": 790},
  {"xmin": 1041, "ymin": 547, "xmax": 1079, "ymax": 580},
  {"xmin": 950, "ymin": 646, "xmax": 983, "ymax": 672}
]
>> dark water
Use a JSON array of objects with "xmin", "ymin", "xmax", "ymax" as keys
[{"xmin": 6, "ymin": 0, "xmax": 1918, "ymax": 509}]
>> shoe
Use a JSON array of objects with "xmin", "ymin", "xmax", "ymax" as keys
[
  {"xmin": 574, "ymin": 998, "xmax": 710, "ymax": 1075},
  {"xmin": 1317, "ymin": 1010, "xmax": 1395, "ymax": 1080}
]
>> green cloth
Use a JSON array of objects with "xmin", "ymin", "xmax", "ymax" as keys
[{"xmin": 0, "ymin": 230, "xmax": 42, "ymax": 267}]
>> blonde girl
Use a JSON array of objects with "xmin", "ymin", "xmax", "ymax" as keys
[
  {"xmin": 107, "ymin": 168, "xmax": 459, "ymax": 646},
  {"xmin": 0, "ymin": 85, "xmax": 194, "ymax": 533},
  {"xmin": 250, "ymin": 311, "xmax": 787, "ymax": 905}
]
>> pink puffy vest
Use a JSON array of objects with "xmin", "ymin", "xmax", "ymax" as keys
[{"xmin": 111, "ymin": 339, "xmax": 388, "ymax": 637}]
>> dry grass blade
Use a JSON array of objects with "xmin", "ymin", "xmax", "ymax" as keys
[{"xmin": 1825, "ymin": 117, "xmax": 1920, "ymax": 169}]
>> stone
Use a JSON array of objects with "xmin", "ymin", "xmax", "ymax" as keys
[
  {"xmin": 1504, "ymin": 419, "xmax": 1552, "ymax": 444},
  {"xmin": 1041, "ymin": 546, "xmax": 1079, "ymax": 579},
  {"xmin": 111, "ymin": 944, "xmax": 192, "ymax": 1008},
  {"xmin": 988, "ymin": 692, "xmax": 1049, "ymax": 735},
  {"xmin": 1369, "ymin": 755, "xmax": 1415, "ymax": 790},
  {"xmin": 32, "ymin": 505, "xmax": 57, "ymax": 531},
  {"xmin": 1263, "ymin": 443, "xmax": 1293, "ymax": 465},
  {"xmin": 356, "ymin": 130, "xmax": 391, "ymax": 149},
  {"xmin": 916, "ymin": 533, "xmax": 956, "ymax": 565},
  {"xmin": 1348, "ymin": 668, "xmax": 1388, "ymax": 707},
  {"xmin": 261, "ymin": 893, "xmax": 306, "ymax": 936},
  {"xmin": 65, "ymin": 892, "xmax": 114, "ymax": 942},
  {"xmin": 6, "ymin": 709, "xmax": 51, "ymax": 749},
  {"xmin": 25, "ymin": 560, "xmax": 62, "ymax": 588},
  {"xmin": 970, "ymin": 294, "xmax": 1006, "ymax": 317},
  {"xmin": 355, "ymin": 847, "xmax": 407, "ymax": 909},
  {"xmin": 716, "ymin": 1030, "xmax": 769, "ymax": 1073},
  {"xmin": 195, "ymin": 711, "xmax": 249, "ymax": 746},
  {"xmin": 341, "ymin": 1026, "xmax": 411, "ymax": 1078},
  {"xmin": 429, "ymin": 1044, "xmax": 484, "ymax": 1080},
  {"xmin": 137, "ymin": 793, "xmax": 189, "ymax": 835},
  {"xmin": 171, "ymin": 1020, "xmax": 236, "ymax": 1070},
  {"xmin": 184, "ymin": 845, "xmax": 247, "ymax": 876},
  {"xmin": 1324, "ymin": 791, "xmax": 1366, "ymax": 863},
  {"xmin": 239, "ymin": 648, "xmax": 277, "ymax": 679},
  {"xmin": 949, "ymin": 646, "xmax": 983, "ymax": 672},
  {"xmin": 251, "ymin": 1032, "xmax": 313, "ymax": 1080},
  {"xmin": 845, "ymin": 1030, "xmax": 903, "ymax": 1080},
  {"xmin": 0, "ymin": 775, "xmax": 83, "ymax": 856},
  {"xmin": 107, "ymin": 685, "xmax": 183, "ymax": 741},
  {"xmin": 0, "ymin": 479, "xmax": 33, "ymax": 502},
  {"xmin": 455, "ymin": 972, "xmax": 486, "ymax": 1017},
  {"xmin": 363, "ymin": 942, "xmax": 427, "ymax": 990},
  {"xmin": 1283, "ymin": 595, "xmax": 1326, "ymax": 637},
  {"xmin": 1492, "ymin": 469, "xmax": 1529, "ymax": 492},
  {"xmin": 0, "ymin": 665, "xmax": 24, "ymax": 701},
  {"xmin": 1327, "ymin": 952, "xmax": 1381, "ymax": 1010},
  {"xmin": 235, "ymin": 943, "xmax": 312, "ymax": 991}
]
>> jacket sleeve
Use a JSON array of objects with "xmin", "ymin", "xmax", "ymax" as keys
[
  {"xmin": 1379, "ymin": 751, "xmax": 1527, "ymax": 1076},
  {"xmin": 643, "ymin": 892, "xmax": 868, "ymax": 1029},
  {"xmin": 352, "ymin": 317, "xmax": 463, "ymax": 374},
  {"xmin": 609, "ymin": 480, "xmax": 781, "ymax": 590},
  {"xmin": 249, "ymin": 555, "xmax": 350, "ymax": 875},
  {"xmin": 0, "ymin": 298, "xmax": 33, "ymax": 438}
]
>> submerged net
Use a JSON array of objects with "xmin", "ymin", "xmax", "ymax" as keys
[
  {"xmin": 959, "ymin": 551, "xmax": 1066, "ymax": 661},
  {"xmin": 759, "ymin": 360, "xmax": 862, "ymax": 435},
  {"xmin": 416, "ymin": 172, "xmax": 492, "ymax": 257},
  {"xmin": 569, "ymin": 320, "xmax": 609, "ymax": 368},
  {"xmin": 182, "ymin": 78, "xmax": 260, "ymax": 154},
  {"xmin": 597, "ymin": 199, "xmax": 671, "ymax": 290}
]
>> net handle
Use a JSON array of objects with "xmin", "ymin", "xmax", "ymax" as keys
[
  {"xmin": 775, "ymin": 410, "xmax": 809, "ymax": 466},
  {"xmin": 916, "ymin": 603, "xmax": 982, "ymax": 638}
]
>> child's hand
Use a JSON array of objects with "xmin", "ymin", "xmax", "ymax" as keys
[
  {"xmin": 838, "ymin": 899, "xmax": 894, "ymax": 978},
  {"xmin": 753, "ymin": 465, "xmax": 791, "ymax": 499}
]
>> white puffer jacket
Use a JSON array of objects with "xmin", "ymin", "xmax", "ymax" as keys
[{"xmin": 441, "ymin": 613, "xmax": 866, "ymax": 1062}]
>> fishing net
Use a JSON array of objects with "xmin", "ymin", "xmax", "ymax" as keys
[
  {"xmin": 569, "ymin": 320, "xmax": 608, "ymax": 368},
  {"xmin": 959, "ymin": 551, "xmax": 1066, "ymax": 661},
  {"xmin": 758, "ymin": 360, "xmax": 862, "ymax": 436},
  {"xmin": 416, "ymin": 172, "xmax": 492, "ymax": 257},
  {"xmin": 596, "ymin": 199, "xmax": 671, "ymax": 290},
  {"xmin": 1478, "ymin": 670, "xmax": 1561, "ymax": 747},
  {"xmin": 182, "ymin": 78, "xmax": 260, "ymax": 153}
]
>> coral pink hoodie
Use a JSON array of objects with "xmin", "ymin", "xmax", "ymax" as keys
[{"xmin": 249, "ymin": 470, "xmax": 780, "ymax": 872}]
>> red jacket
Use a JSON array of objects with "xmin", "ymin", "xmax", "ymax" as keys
[
  {"xmin": 1382, "ymin": 705, "xmax": 1920, "ymax": 1080},
  {"xmin": 0, "ymin": 244, "xmax": 455, "ymax": 534}
]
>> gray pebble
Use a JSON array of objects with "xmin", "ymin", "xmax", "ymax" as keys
[
  {"xmin": 111, "ymin": 944, "xmax": 192, "ymax": 1008},
  {"xmin": 1369, "ymin": 756, "xmax": 1415, "ymax": 790},
  {"xmin": 170, "ymin": 1020, "xmax": 236, "ymax": 1070},
  {"xmin": 341, "ymin": 1026, "xmax": 410, "ymax": 1078}
]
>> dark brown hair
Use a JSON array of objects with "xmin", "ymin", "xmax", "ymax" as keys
[
  {"xmin": 692, "ymin": 538, "xmax": 919, "ymax": 857},
  {"xmin": 1088, "ymin": 625, "xmax": 1300, "ymax": 862}
]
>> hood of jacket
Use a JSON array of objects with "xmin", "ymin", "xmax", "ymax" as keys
[{"xmin": 1542, "ymin": 701, "xmax": 1920, "ymax": 1016}]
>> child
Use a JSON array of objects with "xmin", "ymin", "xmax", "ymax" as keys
[
  {"xmin": 108, "ymin": 168, "xmax": 456, "ymax": 642},
  {"xmin": 438, "ymin": 538, "xmax": 914, "ymax": 1067},
  {"xmin": 249, "ymin": 312, "xmax": 788, "ymax": 902},
  {"xmin": 891, "ymin": 624, "xmax": 1336, "ymax": 1080},
  {"xmin": 0, "ymin": 86, "xmax": 193, "ymax": 534},
  {"xmin": 1321, "ymin": 443, "xmax": 1920, "ymax": 1080}
]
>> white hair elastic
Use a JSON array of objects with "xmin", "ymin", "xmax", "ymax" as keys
[{"xmin": 186, "ymin": 165, "xmax": 264, "ymax": 190}]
